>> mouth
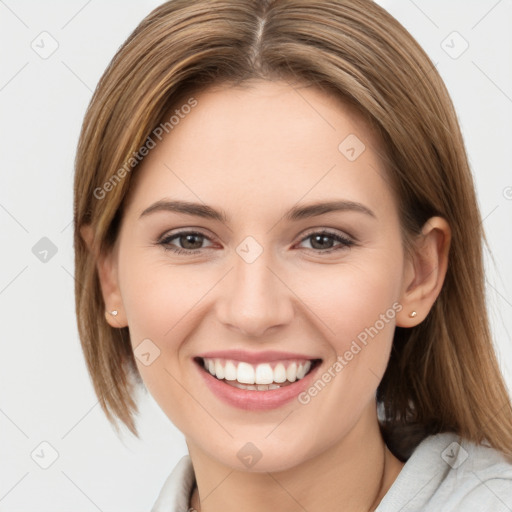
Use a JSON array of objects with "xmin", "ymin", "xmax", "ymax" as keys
[{"xmin": 193, "ymin": 356, "xmax": 322, "ymax": 391}]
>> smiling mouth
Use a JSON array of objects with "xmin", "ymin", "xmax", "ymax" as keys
[{"xmin": 194, "ymin": 357, "xmax": 322, "ymax": 391}]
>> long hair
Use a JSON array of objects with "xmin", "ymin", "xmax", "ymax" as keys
[{"xmin": 73, "ymin": 0, "xmax": 512, "ymax": 460}]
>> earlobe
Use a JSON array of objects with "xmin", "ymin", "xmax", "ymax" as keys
[
  {"xmin": 396, "ymin": 216, "xmax": 451, "ymax": 327},
  {"xmin": 80, "ymin": 224, "xmax": 127, "ymax": 328}
]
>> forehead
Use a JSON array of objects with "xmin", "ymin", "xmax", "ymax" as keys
[{"xmin": 123, "ymin": 80, "xmax": 394, "ymax": 220}]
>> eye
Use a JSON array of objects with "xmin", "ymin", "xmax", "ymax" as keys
[
  {"xmin": 156, "ymin": 228, "xmax": 355, "ymax": 256},
  {"xmin": 158, "ymin": 230, "xmax": 214, "ymax": 255},
  {"xmin": 297, "ymin": 230, "xmax": 354, "ymax": 253}
]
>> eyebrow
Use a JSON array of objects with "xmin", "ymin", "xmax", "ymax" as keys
[{"xmin": 139, "ymin": 199, "xmax": 376, "ymax": 222}]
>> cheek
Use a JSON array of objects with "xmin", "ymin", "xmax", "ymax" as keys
[
  {"xmin": 302, "ymin": 252, "xmax": 403, "ymax": 345},
  {"xmin": 117, "ymin": 249, "xmax": 212, "ymax": 396},
  {"xmin": 287, "ymin": 259, "xmax": 402, "ymax": 431},
  {"xmin": 296, "ymin": 251, "xmax": 403, "ymax": 411},
  {"xmin": 119, "ymin": 254, "xmax": 197, "ymax": 350}
]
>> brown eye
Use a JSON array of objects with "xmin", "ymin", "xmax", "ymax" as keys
[
  {"xmin": 158, "ymin": 231, "xmax": 213, "ymax": 254},
  {"xmin": 299, "ymin": 231, "xmax": 354, "ymax": 253},
  {"xmin": 176, "ymin": 233, "xmax": 204, "ymax": 250}
]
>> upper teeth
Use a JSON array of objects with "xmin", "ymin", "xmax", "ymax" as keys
[{"xmin": 202, "ymin": 358, "xmax": 313, "ymax": 384}]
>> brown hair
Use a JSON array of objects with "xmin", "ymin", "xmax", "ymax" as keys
[{"xmin": 73, "ymin": 0, "xmax": 512, "ymax": 460}]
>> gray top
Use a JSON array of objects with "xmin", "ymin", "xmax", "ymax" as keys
[{"xmin": 151, "ymin": 431, "xmax": 512, "ymax": 511}]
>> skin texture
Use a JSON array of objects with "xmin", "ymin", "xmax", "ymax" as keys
[{"xmin": 84, "ymin": 80, "xmax": 451, "ymax": 511}]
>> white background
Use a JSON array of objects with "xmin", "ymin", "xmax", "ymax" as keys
[{"xmin": 1, "ymin": 1, "xmax": 511, "ymax": 510}]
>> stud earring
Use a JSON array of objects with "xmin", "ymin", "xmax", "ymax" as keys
[
  {"xmin": 109, "ymin": 310, "xmax": 118, "ymax": 316},
  {"xmin": 409, "ymin": 311, "xmax": 417, "ymax": 318}
]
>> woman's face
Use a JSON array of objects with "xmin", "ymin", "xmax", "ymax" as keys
[{"xmin": 111, "ymin": 80, "xmax": 412, "ymax": 472}]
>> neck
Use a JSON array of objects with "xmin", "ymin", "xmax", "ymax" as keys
[{"xmin": 188, "ymin": 405, "xmax": 405, "ymax": 512}]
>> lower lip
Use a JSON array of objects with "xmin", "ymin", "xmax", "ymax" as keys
[{"xmin": 194, "ymin": 359, "xmax": 322, "ymax": 410}]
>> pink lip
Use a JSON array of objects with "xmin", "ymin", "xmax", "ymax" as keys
[
  {"xmin": 195, "ymin": 349, "xmax": 318, "ymax": 364},
  {"xmin": 193, "ymin": 357, "xmax": 322, "ymax": 411}
]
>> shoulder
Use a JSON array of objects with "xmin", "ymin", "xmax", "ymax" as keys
[
  {"xmin": 151, "ymin": 455, "xmax": 196, "ymax": 512},
  {"xmin": 377, "ymin": 431, "xmax": 512, "ymax": 512},
  {"xmin": 448, "ymin": 436, "xmax": 512, "ymax": 511}
]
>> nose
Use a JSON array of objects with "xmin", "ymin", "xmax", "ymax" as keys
[{"xmin": 215, "ymin": 246, "xmax": 295, "ymax": 338}]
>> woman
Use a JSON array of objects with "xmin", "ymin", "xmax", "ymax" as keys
[{"xmin": 74, "ymin": 0, "xmax": 512, "ymax": 510}]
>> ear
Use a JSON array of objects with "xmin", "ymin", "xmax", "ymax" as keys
[
  {"xmin": 80, "ymin": 224, "xmax": 127, "ymax": 329},
  {"xmin": 396, "ymin": 216, "xmax": 451, "ymax": 327}
]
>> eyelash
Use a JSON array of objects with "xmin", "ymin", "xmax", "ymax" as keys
[{"xmin": 156, "ymin": 229, "xmax": 355, "ymax": 255}]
